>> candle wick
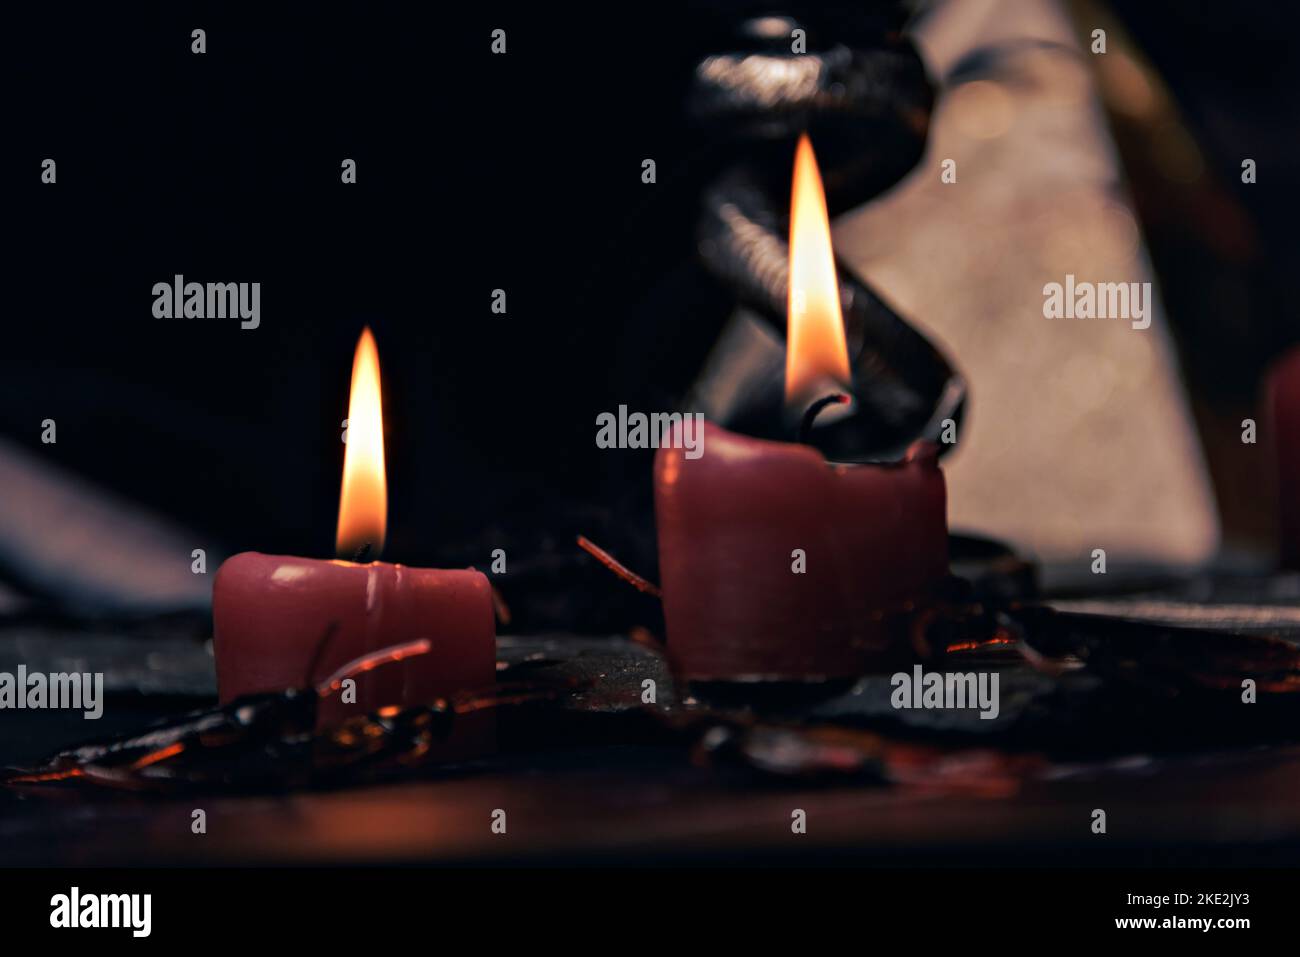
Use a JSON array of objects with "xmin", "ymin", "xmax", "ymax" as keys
[
  {"xmin": 797, "ymin": 393, "xmax": 850, "ymax": 445},
  {"xmin": 351, "ymin": 542, "xmax": 373, "ymax": 563}
]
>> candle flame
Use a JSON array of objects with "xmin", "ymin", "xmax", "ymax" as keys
[
  {"xmin": 336, "ymin": 327, "xmax": 387, "ymax": 559},
  {"xmin": 786, "ymin": 133, "xmax": 851, "ymax": 406}
]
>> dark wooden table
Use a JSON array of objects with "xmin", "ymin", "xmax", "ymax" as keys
[{"xmin": 5, "ymin": 624, "xmax": 1300, "ymax": 867}]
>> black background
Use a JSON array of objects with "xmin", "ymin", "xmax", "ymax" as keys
[
  {"xmin": 0, "ymin": 865, "xmax": 1285, "ymax": 942},
  {"xmin": 5, "ymin": 1, "xmax": 735, "ymax": 565},
  {"xmin": 7, "ymin": 0, "xmax": 1300, "ymax": 572}
]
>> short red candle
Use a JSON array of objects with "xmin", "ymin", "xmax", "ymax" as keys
[
  {"xmin": 213, "ymin": 555, "xmax": 495, "ymax": 725},
  {"xmin": 211, "ymin": 327, "xmax": 496, "ymax": 732},
  {"xmin": 654, "ymin": 422, "xmax": 947, "ymax": 681}
]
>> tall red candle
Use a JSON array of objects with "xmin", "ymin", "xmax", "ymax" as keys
[
  {"xmin": 212, "ymin": 329, "xmax": 496, "ymax": 729},
  {"xmin": 655, "ymin": 425, "xmax": 946, "ymax": 680},
  {"xmin": 653, "ymin": 133, "xmax": 948, "ymax": 681}
]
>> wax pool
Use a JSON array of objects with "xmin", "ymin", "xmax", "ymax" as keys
[{"xmin": 653, "ymin": 421, "xmax": 948, "ymax": 681}]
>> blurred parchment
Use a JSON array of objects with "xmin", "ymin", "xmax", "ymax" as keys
[{"xmin": 837, "ymin": 0, "xmax": 1218, "ymax": 587}]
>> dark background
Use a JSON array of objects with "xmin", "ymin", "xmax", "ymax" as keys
[
  {"xmin": 5, "ymin": 1, "xmax": 732, "ymax": 568},
  {"xmin": 5, "ymin": 0, "xmax": 1300, "ymax": 580}
]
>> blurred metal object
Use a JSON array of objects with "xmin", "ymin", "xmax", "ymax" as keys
[{"xmin": 685, "ymin": 8, "xmax": 966, "ymax": 462}]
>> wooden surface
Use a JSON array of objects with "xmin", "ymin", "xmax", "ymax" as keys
[
  {"xmin": 4, "ymin": 629, "xmax": 1300, "ymax": 866},
  {"xmin": 7, "ymin": 739, "xmax": 1300, "ymax": 866}
]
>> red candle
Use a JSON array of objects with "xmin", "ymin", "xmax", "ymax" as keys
[
  {"xmin": 655, "ymin": 426, "xmax": 946, "ymax": 680},
  {"xmin": 212, "ymin": 329, "xmax": 496, "ymax": 728},
  {"xmin": 213, "ymin": 555, "xmax": 494, "ymax": 726},
  {"xmin": 653, "ymin": 134, "xmax": 948, "ymax": 681}
]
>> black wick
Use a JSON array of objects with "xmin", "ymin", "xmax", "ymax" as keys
[
  {"xmin": 797, "ymin": 393, "xmax": 851, "ymax": 445},
  {"xmin": 351, "ymin": 542, "xmax": 373, "ymax": 563}
]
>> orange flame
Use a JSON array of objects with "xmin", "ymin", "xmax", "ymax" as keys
[
  {"xmin": 336, "ymin": 327, "xmax": 387, "ymax": 559},
  {"xmin": 786, "ymin": 133, "xmax": 851, "ymax": 406}
]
